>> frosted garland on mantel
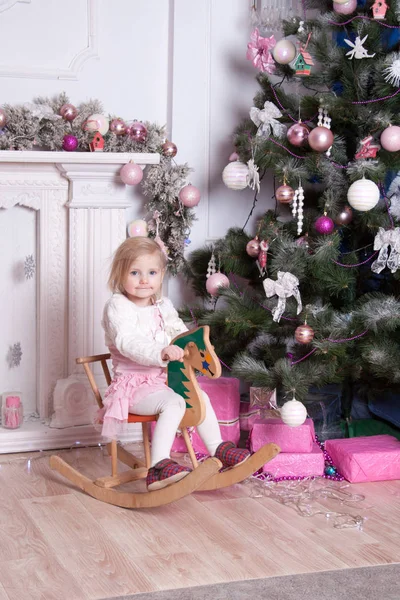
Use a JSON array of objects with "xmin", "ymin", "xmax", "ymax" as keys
[{"xmin": 0, "ymin": 93, "xmax": 197, "ymax": 274}]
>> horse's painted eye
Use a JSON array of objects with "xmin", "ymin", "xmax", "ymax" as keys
[{"xmin": 200, "ymin": 352, "xmax": 205, "ymax": 357}]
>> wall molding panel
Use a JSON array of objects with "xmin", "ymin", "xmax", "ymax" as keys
[{"xmin": 0, "ymin": 0, "xmax": 98, "ymax": 80}]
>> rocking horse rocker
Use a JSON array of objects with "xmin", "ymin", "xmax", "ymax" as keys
[{"xmin": 50, "ymin": 326, "xmax": 280, "ymax": 508}]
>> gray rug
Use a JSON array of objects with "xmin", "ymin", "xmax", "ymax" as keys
[{"xmin": 104, "ymin": 563, "xmax": 400, "ymax": 600}]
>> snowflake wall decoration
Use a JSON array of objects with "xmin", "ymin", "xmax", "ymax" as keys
[
  {"xmin": 24, "ymin": 254, "xmax": 36, "ymax": 279},
  {"xmin": 383, "ymin": 54, "xmax": 400, "ymax": 88},
  {"xmin": 7, "ymin": 342, "xmax": 22, "ymax": 368}
]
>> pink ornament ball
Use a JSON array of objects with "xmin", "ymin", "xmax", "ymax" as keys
[
  {"xmin": 276, "ymin": 184, "xmax": 295, "ymax": 204},
  {"xmin": 110, "ymin": 118, "xmax": 127, "ymax": 136},
  {"xmin": 315, "ymin": 215, "xmax": 335, "ymax": 235},
  {"xmin": 272, "ymin": 39, "xmax": 297, "ymax": 65},
  {"xmin": 62, "ymin": 134, "xmax": 78, "ymax": 152},
  {"xmin": 59, "ymin": 103, "xmax": 78, "ymax": 122},
  {"xmin": 308, "ymin": 126, "xmax": 334, "ymax": 152},
  {"xmin": 120, "ymin": 162, "xmax": 143, "ymax": 185},
  {"xmin": 333, "ymin": 0, "xmax": 357, "ymax": 14},
  {"xmin": 287, "ymin": 122, "xmax": 310, "ymax": 147},
  {"xmin": 179, "ymin": 184, "xmax": 201, "ymax": 207},
  {"xmin": 127, "ymin": 219, "xmax": 148, "ymax": 237},
  {"xmin": 0, "ymin": 108, "xmax": 7, "ymax": 128},
  {"xmin": 229, "ymin": 152, "xmax": 239, "ymax": 162},
  {"xmin": 130, "ymin": 121, "xmax": 148, "ymax": 143},
  {"xmin": 246, "ymin": 238, "xmax": 260, "ymax": 257},
  {"xmin": 206, "ymin": 272, "xmax": 230, "ymax": 296},
  {"xmin": 162, "ymin": 140, "xmax": 177, "ymax": 157},
  {"xmin": 380, "ymin": 125, "xmax": 400, "ymax": 152}
]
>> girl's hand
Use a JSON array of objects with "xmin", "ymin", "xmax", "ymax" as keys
[{"xmin": 161, "ymin": 345, "xmax": 185, "ymax": 362}]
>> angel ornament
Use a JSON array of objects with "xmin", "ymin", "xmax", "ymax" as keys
[
  {"xmin": 344, "ymin": 35, "xmax": 375, "ymax": 60},
  {"xmin": 262, "ymin": 271, "xmax": 302, "ymax": 323}
]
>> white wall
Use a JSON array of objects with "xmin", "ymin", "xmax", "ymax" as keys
[{"xmin": 0, "ymin": 0, "xmax": 275, "ymax": 308}]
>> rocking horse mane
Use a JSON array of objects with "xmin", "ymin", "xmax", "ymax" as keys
[{"xmin": 167, "ymin": 325, "xmax": 221, "ymax": 428}]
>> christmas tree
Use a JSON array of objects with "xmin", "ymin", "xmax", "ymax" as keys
[{"xmin": 183, "ymin": 0, "xmax": 400, "ymax": 430}]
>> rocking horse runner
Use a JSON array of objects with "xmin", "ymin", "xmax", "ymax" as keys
[{"xmin": 50, "ymin": 238, "xmax": 279, "ymax": 508}]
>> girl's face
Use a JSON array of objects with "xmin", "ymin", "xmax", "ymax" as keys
[{"xmin": 123, "ymin": 253, "xmax": 164, "ymax": 306}]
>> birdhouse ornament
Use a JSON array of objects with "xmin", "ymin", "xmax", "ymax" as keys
[
  {"xmin": 372, "ymin": 1, "xmax": 389, "ymax": 20},
  {"xmin": 294, "ymin": 33, "xmax": 314, "ymax": 76},
  {"xmin": 89, "ymin": 132, "xmax": 104, "ymax": 152}
]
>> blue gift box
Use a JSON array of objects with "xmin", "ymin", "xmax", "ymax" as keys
[{"xmin": 302, "ymin": 384, "xmax": 343, "ymax": 441}]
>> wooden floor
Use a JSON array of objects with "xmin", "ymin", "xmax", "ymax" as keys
[{"xmin": 0, "ymin": 444, "xmax": 399, "ymax": 600}]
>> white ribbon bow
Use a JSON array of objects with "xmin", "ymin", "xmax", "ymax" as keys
[
  {"xmin": 262, "ymin": 271, "xmax": 302, "ymax": 323},
  {"xmin": 250, "ymin": 101, "xmax": 287, "ymax": 139},
  {"xmin": 371, "ymin": 227, "xmax": 400, "ymax": 274}
]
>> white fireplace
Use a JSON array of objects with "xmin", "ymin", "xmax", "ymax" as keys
[{"xmin": 0, "ymin": 151, "xmax": 160, "ymax": 452}]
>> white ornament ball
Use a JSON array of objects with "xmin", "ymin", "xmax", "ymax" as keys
[
  {"xmin": 84, "ymin": 113, "xmax": 109, "ymax": 135},
  {"xmin": 347, "ymin": 178, "xmax": 380, "ymax": 212},
  {"xmin": 127, "ymin": 219, "xmax": 148, "ymax": 237},
  {"xmin": 222, "ymin": 161, "xmax": 249, "ymax": 191},
  {"xmin": 272, "ymin": 39, "xmax": 297, "ymax": 65},
  {"xmin": 380, "ymin": 125, "xmax": 400, "ymax": 152},
  {"xmin": 206, "ymin": 272, "xmax": 230, "ymax": 296},
  {"xmin": 280, "ymin": 399, "xmax": 307, "ymax": 427}
]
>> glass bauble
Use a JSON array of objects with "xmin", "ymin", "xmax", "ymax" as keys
[
  {"xmin": 287, "ymin": 121, "xmax": 310, "ymax": 147},
  {"xmin": 276, "ymin": 184, "xmax": 295, "ymax": 204}
]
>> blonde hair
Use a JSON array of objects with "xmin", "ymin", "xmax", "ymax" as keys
[{"xmin": 108, "ymin": 237, "xmax": 167, "ymax": 295}]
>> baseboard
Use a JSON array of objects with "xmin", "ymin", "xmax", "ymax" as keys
[{"xmin": 0, "ymin": 421, "xmax": 143, "ymax": 454}]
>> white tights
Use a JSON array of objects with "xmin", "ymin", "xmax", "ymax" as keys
[{"xmin": 131, "ymin": 388, "xmax": 223, "ymax": 467}]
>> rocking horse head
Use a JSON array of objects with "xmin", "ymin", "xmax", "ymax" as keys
[{"xmin": 167, "ymin": 326, "xmax": 221, "ymax": 428}]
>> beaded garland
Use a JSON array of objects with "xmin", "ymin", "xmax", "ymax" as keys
[{"xmin": 192, "ymin": 432, "xmax": 344, "ymax": 482}]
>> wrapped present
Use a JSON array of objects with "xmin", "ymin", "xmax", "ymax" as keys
[
  {"xmin": 303, "ymin": 384, "xmax": 343, "ymax": 441},
  {"xmin": 151, "ymin": 376, "xmax": 240, "ymax": 454},
  {"xmin": 325, "ymin": 435, "xmax": 400, "ymax": 483},
  {"xmin": 261, "ymin": 442, "xmax": 324, "ymax": 477},
  {"xmin": 249, "ymin": 387, "xmax": 279, "ymax": 419},
  {"xmin": 239, "ymin": 401, "xmax": 261, "ymax": 431},
  {"xmin": 250, "ymin": 418, "xmax": 315, "ymax": 453}
]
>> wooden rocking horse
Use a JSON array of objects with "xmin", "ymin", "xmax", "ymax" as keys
[{"xmin": 50, "ymin": 326, "xmax": 280, "ymax": 508}]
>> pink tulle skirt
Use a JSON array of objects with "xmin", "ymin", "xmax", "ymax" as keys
[{"xmin": 97, "ymin": 371, "xmax": 167, "ymax": 439}]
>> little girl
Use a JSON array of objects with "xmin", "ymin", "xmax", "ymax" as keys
[{"xmin": 101, "ymin": 237, "xmax": 249, "ymax": 491}]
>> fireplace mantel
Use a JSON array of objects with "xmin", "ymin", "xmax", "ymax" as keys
[{"xmin": 0, "ymin": 150, "xmax": 160, "ymax": 452}]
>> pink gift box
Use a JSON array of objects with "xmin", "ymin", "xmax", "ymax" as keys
[
  {"xmin": 250, "ymin": 418, "xmax": 315, "ymax": 453},
  {"xmin": 325, "ymin": 435, "xmax": 400, "ymax": 483},
  {"xmin": 239, "ymin": 402, "xmax": 260, "ymax": 431},
  {"xmin": 151, "ymin": 376, "xmax": 240, "ymax": 454},
  {"xmin": 261, "ymin": 442, "xmax": 324, "ymax": 477}
]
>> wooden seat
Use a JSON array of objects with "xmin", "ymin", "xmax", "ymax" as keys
[{"xmin": 50, "ymin": 327, "xmax": 280, "ymax": 508}]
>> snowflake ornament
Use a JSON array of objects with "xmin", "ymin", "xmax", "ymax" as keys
[
  {"xmin": 7, "ymin": 342, "xmax": 22, "ymax": 368},
  {"xmin": 24, "ymin": 254, "xmax": 36, "ymax": 279},
  {"xmin": 383, "ymin": 55, "xmax": 400, "ymax": 88},
  {"xmin": 344, "ymin": 35, "xmax": 375, "ymax": 60}
]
